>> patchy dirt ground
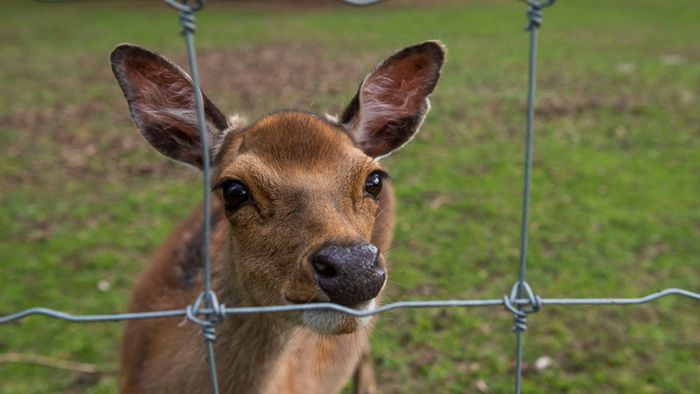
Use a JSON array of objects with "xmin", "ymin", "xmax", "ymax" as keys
[
  {"xmin": 5, "ymin": 38, "xmax": 675, "ymax": 190},
  {"xmin": 188, "ymin": 41, "xmax": 375, "ymax": 114}
]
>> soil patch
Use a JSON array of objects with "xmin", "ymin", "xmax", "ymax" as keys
[{"xmin": 184, "ymin": 41, "xmax": 374, "ymax": 114}]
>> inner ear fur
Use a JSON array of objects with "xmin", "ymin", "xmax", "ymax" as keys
[
  {"xmin": 340, "ymin": 41, "xmax": 445, "ymax": 159},
  {"xmin": 111, "ymin": 44, "xmax": 229, "ymax": 169}
]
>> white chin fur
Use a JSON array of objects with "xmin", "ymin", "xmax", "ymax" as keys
[{"xmin": 302, "ymin": 299, "xmax": 376, "ymax": 334}]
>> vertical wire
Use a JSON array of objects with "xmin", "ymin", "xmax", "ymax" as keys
[
  {"xmin": 518, "ymin": 22, "xmax": 538, "ymax": 299},
  {"xmin": 205, "ymin": 339, "xmax": 219, "ymax": 394},
  {"xmin": 179, "ymin": 9, "xmax": 219, "ymax": 394},
  {"xmin": 514, "ymin": 10, "xmax": 540, "ymax": 394},
  {"xmin": 184, "ymin": 29, "xmax": 212, "ymax": 298}
]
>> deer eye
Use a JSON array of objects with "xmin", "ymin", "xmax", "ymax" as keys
[
  {"xmin": 219, "ymin": 180, "xmax": 250, "ymax": 210},
  {"xmin": 364, "ymin": 171, "xmax": 385, "ymax": 200}
]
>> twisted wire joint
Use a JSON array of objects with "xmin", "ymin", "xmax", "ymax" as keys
[
  {"xmin": 521, "ymin": 0, "xmax": 555, "ymax": 31},
  {"xmin": 503, "ymin": 281, "xmax": 541, "ymax": 332},
  {"xmin": 164, "ymin": 0, "xmax": 204, "ymax": 35},
  {"xmin": 186, "ymin": 290, "xmax": 225, "ymax": 342}
]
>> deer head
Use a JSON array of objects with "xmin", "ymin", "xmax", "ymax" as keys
[{"xmin": 111, "ymin": 41, "xmax": 444, "ymax": 335}]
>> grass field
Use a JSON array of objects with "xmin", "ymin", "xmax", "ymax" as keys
[{"xmin": 1, "ymin": 0, "xmax": 699, "ymax": 392}]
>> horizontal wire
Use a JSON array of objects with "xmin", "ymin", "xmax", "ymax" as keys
[
  {"xmin": 338, "ymin": 0, "xmax": 384, "ymax": 6},
  {"xmin": 1, "ymin": 288, "xmax": 697, "ymax": 325}
]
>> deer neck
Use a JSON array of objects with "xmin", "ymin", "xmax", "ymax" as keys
[
  {"xmin": 207, "ymin": 247, "xmax": 300, "ymax": 393},
  {"xmin": 212, "ymin": 313, "xmax": 297, "ymax": 393}
]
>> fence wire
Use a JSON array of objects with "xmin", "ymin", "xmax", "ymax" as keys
[
  {"xmin": 2, "ymin": 288, "xmax": 699, "ymax": 326},
  {"xmin": 1, "ymin": 1, "xmax": 699, "ymax": 394},
  {"xmin": 511, "ymin": 1, "xmax": 553, "ymax": 392}
]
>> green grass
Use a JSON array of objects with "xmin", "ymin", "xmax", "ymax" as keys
[{"xmin": 1, "ymin": 0, "xmax": 699, "ymax": 392}]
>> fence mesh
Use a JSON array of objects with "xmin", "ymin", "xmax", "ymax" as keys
[{"xmin": 1, "ymin": 1, "xmax": 699, "ymax": 394}]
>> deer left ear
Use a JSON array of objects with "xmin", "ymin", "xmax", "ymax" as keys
[
  {"xmin": 340, "ymin": 41, "xmax": 445, "ymax": 159},
  {"xmin": 110, "ymin": 44, "xmax": 230, "ymax": 169}
]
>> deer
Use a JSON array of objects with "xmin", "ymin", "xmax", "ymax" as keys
[{"xmin": 111, "ymin": 40, "xmax": 444, "ymax": 394}]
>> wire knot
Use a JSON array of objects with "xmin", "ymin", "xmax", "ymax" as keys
[
  {"xmin": 521, "ymin": 0, "xmax": 555, "ymax": 31},
  {"xmin": 503, "ymin": 281, "xmax": 541, "ymax": 332},
  {"xmin": 186, "ymin": 290, "xmax": 225, "ymax": 343},
  {"xmin": 164, "ymin": 0, "xmax": 205, "ymax": 35},
  {"xmin": 178, "ymin": 11, "xmax": 196, "ymax": 35}
]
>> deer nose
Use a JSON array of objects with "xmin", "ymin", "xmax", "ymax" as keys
[{"xmin": 310, "ymin": 243, "xmax": 385, "ymax": 307}]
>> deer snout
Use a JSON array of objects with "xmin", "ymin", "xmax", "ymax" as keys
[{"xmin": 310, "ymin": 243, "xmax": 385, "ymax": 307}]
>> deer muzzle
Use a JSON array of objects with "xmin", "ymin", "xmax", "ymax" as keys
[{"xmin": 310, "ymin": 242, "xmax": 385, "ymax": 307}]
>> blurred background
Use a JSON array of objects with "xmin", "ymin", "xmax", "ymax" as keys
[{"xmin": 1, "ymin": 0, "xmax": 699, "ymax": 392}]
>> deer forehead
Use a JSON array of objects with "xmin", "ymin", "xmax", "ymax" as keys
[{"xmin": 217, "ymin": 112, "xmax": 379, "ymax": 197}]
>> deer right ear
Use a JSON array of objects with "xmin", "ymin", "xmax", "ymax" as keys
[
  {"xmin": 340, "ymin": 41, "xmax": 445, "ymax": 159},
  {"xmin": 110, "ymin": 44, "xmax": 229, "ymax": 169}
]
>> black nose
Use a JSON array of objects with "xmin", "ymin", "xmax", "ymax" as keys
[{"xmin": 310, "ymin": 243, "xmax": 385, "ymax": 307}]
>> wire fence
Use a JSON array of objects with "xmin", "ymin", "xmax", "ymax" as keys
[{"xmin": 2, "ymin": 0, "xmax": 699, "ymax": 393}]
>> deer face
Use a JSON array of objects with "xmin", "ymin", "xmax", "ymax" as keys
[{"xmin": 111, "ymin": 42, "xmax": 444, "ymax": 335}]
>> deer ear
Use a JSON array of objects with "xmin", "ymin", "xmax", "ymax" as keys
[
  {"xmin": 340, "ymin": 41, "xmax": 445, "ymax": 159},
  {"xmin": 110, "ymin": 44, "xmax": 229, "ymax": 169}
]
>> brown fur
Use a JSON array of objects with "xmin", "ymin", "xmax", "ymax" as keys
[{"xmin": 119, "ymin": 113, "xmax": 394, "ymax": 393}]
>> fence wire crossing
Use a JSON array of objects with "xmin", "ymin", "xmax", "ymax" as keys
[{"xmin": 1, "ymin": 1, "xmax": 699, "ymax": 394}]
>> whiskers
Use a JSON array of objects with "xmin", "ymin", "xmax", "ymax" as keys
[
  {"xmin": 283, "ymin": 318, "xmax": 375, "ymax": 381},
  {"xmin": 310, "ymin": 328, "xmax": 371, "ymax": 379}
]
